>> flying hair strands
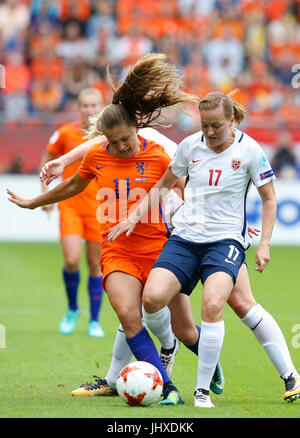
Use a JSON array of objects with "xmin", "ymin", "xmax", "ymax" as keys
[{"xmin": 85, "ymin": 53, "xmax": 198, "ymax": 139}]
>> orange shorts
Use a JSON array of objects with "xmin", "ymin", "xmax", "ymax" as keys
[
  {"xmin": 59, "ymin": 207, "xmax": 101, "ymax": 242},
  {"xmin": 101, "ymin": 250, "xmax": 162, "ymax": 288}
]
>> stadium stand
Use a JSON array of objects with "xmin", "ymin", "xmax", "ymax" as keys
[{"xmin": 0, "ymin": 0, "xmax": 300, "ymax": 176}]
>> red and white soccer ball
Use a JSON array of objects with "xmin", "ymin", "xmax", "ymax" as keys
[{"xmin": 116, "ymin": 361, "xmax": 163, "ymax": 406}]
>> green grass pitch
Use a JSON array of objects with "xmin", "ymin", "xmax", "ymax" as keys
[{"xmin": 0, "ymin": 242, "xmax": 299, "ymax": 419}]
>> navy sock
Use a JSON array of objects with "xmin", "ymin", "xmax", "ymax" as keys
[
  {"xmin": 88, "ymin": 275, "xmax": 104, "ymax": 322},
  {"xmin": 63, "ymin": 269, "xmax": 80, "ymax": 311},
  {"xmin": 184, "ymin": 324, "xmax": 201, "ymax": 355},
  {"xmin": 126, "ymin": 327, "xmax": 171, "ymax": 384}
]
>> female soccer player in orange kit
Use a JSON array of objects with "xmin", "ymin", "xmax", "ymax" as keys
[
  {"xmin": 40, "ymin": 88, "xmax": 106, "ymax": 337},
  {"xmin": 7, "ymin": 54, "xmax": 197, "ymax": 405}
]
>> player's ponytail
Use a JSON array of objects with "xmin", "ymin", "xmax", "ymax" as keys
[
  {"xmin": 109, "ymin": 53, "xmax": 197, "ymax": 128},
  {"xmin": 199, "ymin": 90, "xmax": 247, "ymax": 127},
  {"xmin": 85, "ymin": 53, "xmax": 197, "ymax": 139},
  {"xmin": 228, "ymin": 90, "xmax": 247, "ymax": 126},
  {"xmin": 84, "ymin": 108, "xmax": 105, "ymax": 139}
]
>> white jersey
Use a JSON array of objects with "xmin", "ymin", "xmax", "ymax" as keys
[
  {"xmin": 139, "ymin": 127, "xmax": 177, "ymax": 159},
  {"xmin": 170, "ymin": 128, "xmax": 276, "ymax": 248},
  {"xmin": 139, "ymin": 127, "xmax": 184, "ymax": 223}
]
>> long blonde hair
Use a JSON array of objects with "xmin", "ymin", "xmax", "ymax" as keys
[
  {"xmin": 85, "ymin": 53, "xmax": 197, "ymax": 139},
  {"xmin": 199, "ymin": 90, "xmax": 247, "ymax": 126}
]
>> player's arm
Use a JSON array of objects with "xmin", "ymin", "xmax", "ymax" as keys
[
  {"xmin": 7, "ymin": 172, "xmax": 91, "ymax": 210},
  {"xmin": 172, "ymin": 176, "xmax": 185, "ymax": 199},
  {"xmin": 40, "ymin": 135, "xmax": 105, "ymax": 185},
  {"xmin": 107, "ymin": 167, "xmax": 179, "ymax": 241},
  {"xmin": 255, "ymin": 180, "xmax": 277, "ymax": 272},
  {"xmin": 40, "ymin": 150, "xmax": 57, "ymax": 174},
  {"xmin": 40, "ymin": 150, "xmax": 57, "ymax": 212}
]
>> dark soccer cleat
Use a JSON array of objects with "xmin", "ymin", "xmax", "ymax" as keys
[
  {"xmin": 158, "ymin": 381, "xmax": 184, "ymax": 405},
  {"xmin": 283, "ymin": 374, "xmax": 300, "ymax": 403},
  {"xmin": 210, "ymin": 361, "xmax": 225, "ymax": 394}
]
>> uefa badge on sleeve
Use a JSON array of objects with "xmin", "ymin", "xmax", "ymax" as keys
[{"xmin": 232, "ymin": 157, "xmax": 241, "ymax": 171}]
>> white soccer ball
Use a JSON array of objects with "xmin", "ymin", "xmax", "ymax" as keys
[{"xmin": 116, "ymin": 361, "xmax": 163, "ymax": 406}]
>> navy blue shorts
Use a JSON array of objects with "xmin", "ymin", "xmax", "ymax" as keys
[{"xmin": 153, "ymin": 235, "xmax": 246, "ymax": 296}]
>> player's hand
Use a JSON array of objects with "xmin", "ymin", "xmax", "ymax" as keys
[
  {"xmin": 7, "ymin": 189, "xmax": 36, "ymax": 209},
  {"xmin": 40, "ymin": 158, "xmax": 64, "ymax": 185},
  {"xmin": 106, "ymin": 217, "xmax": 138, "ymax": 241},
  {"xmin": 248, "ymin": 225, "xmax": 260, "ymax": 238},
  {"xmin": 255, "ymin": 242, "xmax": 270, "ymax": 273},
  {"xmin": 42, "ymin": 204, "xmax": 53, "ymax": 213}
]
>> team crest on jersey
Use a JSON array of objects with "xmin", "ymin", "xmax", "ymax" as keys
[
  {"xmin": 136, "ymin": 161, "xmax": 148, "ymax": 175},
  {"xmin": 231, "ymin": 157, "xmax": 242, "ymax": 171}
]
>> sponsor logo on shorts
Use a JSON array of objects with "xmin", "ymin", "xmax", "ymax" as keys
[{"xmin": 225, "ymin": 258, "xmax": 235, "ymax": 265}]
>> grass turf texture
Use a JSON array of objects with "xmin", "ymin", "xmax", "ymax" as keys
[{"xmin": 0, "ymin": 242, "xmax": 299, "ymax": 419}]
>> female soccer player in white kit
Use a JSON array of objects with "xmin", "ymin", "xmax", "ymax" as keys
[{"xmin": 108, "ymin": 91, "xmax": 300, "ymax": 408}]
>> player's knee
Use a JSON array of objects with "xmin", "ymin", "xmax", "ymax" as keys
[
  {"xmin": 202, "ymin": 300, "xmax": 223, "ymax": 321},
  {"xmin": 117, "ymin": 306, "xmax": 140, "ymax": 328},
  {"xmin": 120, "ymin": 318, "xmax": 143, "ymax": 338},
  {"xmin": 229, "ymin": 300, "xmax": 247, "ymax": 318},
  {"xmin": 64, "ymin": 257, "xmax": 80, "ymax": 272},
  {"xmin": 142, "ymin": 290, "xmax": 166, "ymax": 314},
  {"xmin": 117, "ymin": 306, "xmax": 135, "ymax": 322},
  {"xmin": 87, "ymin": 259, "xmax": 101, "ymax": 277},
  {"xmin": 228, "ymin": 293, "xmax": 256, "ymax": 319}
]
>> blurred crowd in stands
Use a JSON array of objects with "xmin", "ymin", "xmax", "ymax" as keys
[{"xmin": 0, "ymin": 0, "xmax": 300, "ymax": 178}]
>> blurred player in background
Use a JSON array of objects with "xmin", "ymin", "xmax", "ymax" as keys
[{"xmin": 39, "ymin": 88, "xmax": 105, "ymax": 338}]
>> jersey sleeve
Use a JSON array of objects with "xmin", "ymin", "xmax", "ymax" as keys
[
  {"xmin": 169, "ymin": 139, "xmax": 189, "ymax": 177},
  {"xmin": 160, "ymin": 148, "xmax": 172, "ymax": 174},
  {"xmin": 46, "ymin": 128, "xmax": 64, "ymax": 155},
  {"xmin": 140, "ymin": 127, "xmax": 178, "ymax": 158},
  {"xmin": 248, "ymin": 143, "xmax": 276, "ymax": 188},
  {"xmin": 78, "ymin": 145, "xmax": 97, "ymax": 180},
  {"xmin": 160, "ymin": 136, "xmax": 177, "ymax": 159}
]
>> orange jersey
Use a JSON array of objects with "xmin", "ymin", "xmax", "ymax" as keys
[
  {"xmin": 78, "ymin": 136, "xmax": 171, "ymax": 258},
  {"xmin": 46, "ymin": 122, "xmax": 99, "ymax": 213}
]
